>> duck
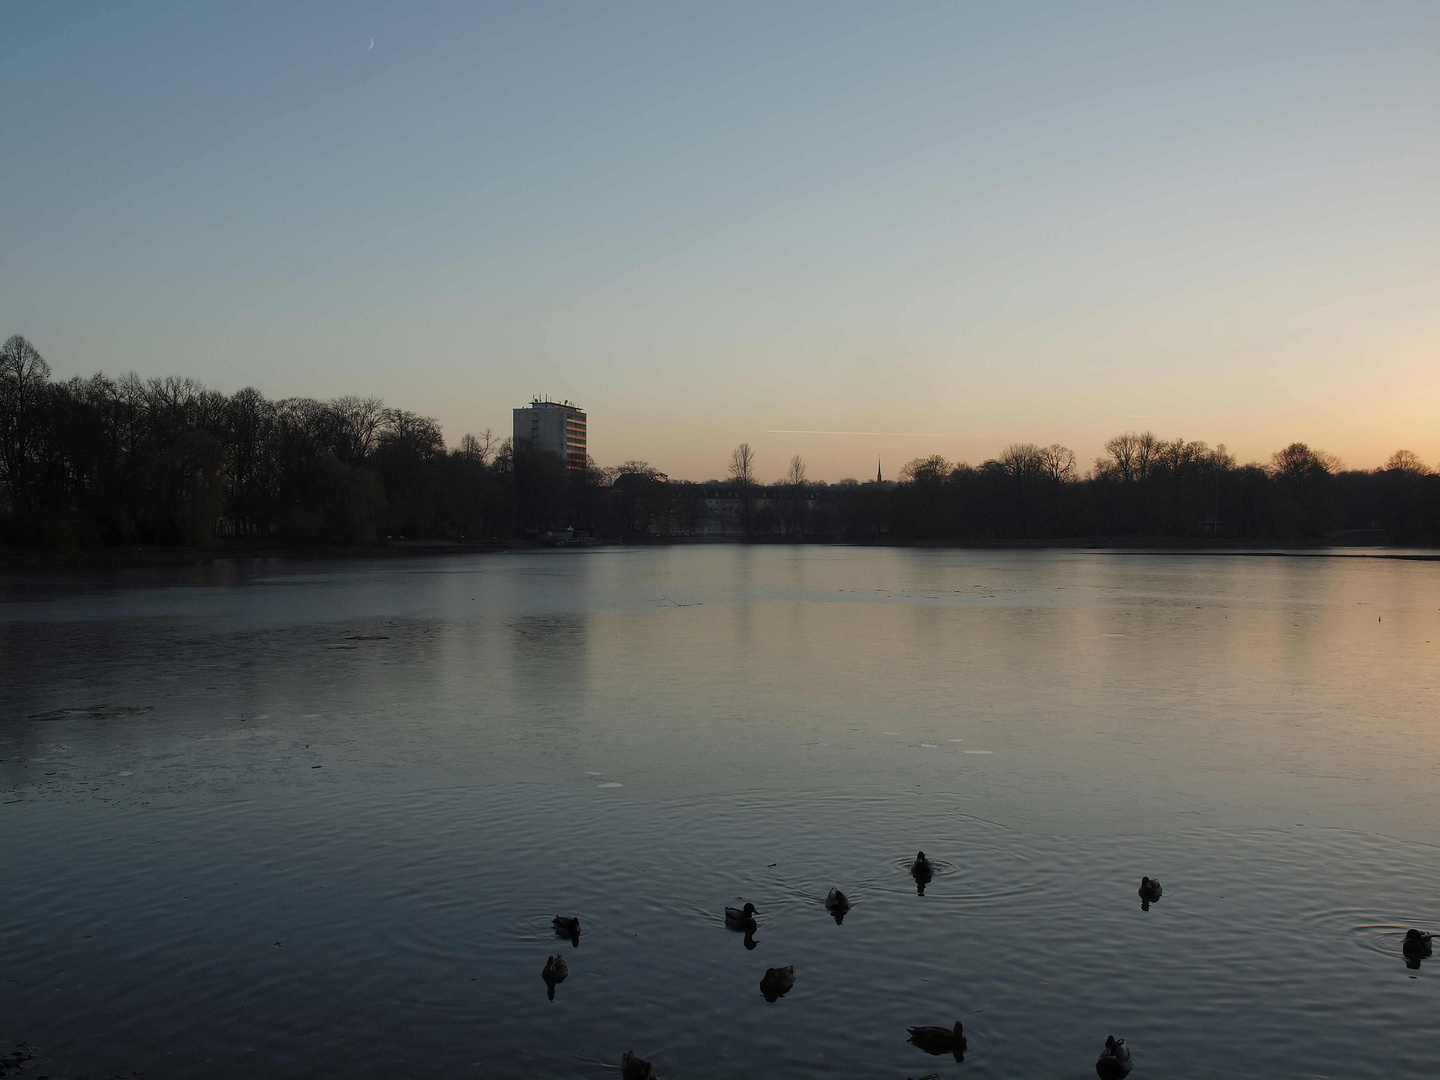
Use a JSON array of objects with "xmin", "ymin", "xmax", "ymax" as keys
[
  {"xmin": 1138, "ymin": 877, "xmax": 1163, "ymax": 904},
  {"xmin": 1403, "ymin": 928, "xmax": 1433, "ymax": 965},
  {"xmin": 621, "ymin": 1050, "xmax": 658, "ymax": 1080},
  {"xmin": 825, "ymin": 887, "xmax": 851, "ymax": 923},
  {"xmin": 541, "ymin": 954, "xmax": 568, "ymax": 1000},
  {"xmin": 759, "ymin": 965, "xmax": 795, "ymax": 1001},
  {"xmin": 552, "ymin": 915, "xmax": 581, "ymax": 943},
  {"xmin": 724, "ymin": 902, "xmax": 759, "ymax": 929},
  {"xmin": 1095, "ymin": 1035, "xmax": 1133, "ymax": 1079},
  {"xmin": 911, "ymin": 851, "xmax": 934, "ymax": 894},
  {"xmin": 906, "ymin": 1021, "xmax": 966, "ymax": 1058}
]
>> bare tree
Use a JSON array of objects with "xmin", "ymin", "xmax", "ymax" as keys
[
  {"xmin": 0, "ymin": 334, "xmax": 52, "ymax": 511},
  {"xmin": 998, "ymin": 443, "xmax": 1045, "ymax": 480},
  {"xmin": 1384, "ymin": 449, "xmax": 1431, "ymax": 475},
  {"xmin": 729, "ymin": 443, "xmax": 755, "ymax": 487},
  {"xmin": 459, "ymin": 428, "xmax": 495, "ymax": 465},
  {"xmin": 330, "ymin": 396, "xmax": 387, "ymax": 463},
  {"xmin": 1039, "ymin": 444, "xmax": 1077, "ymax": 483},
  {"xmin": 613, "ymin": 459, "xmax": 666, "ymax": 481},
  {"xmin": 1153, "ymin": 438, "xmax": 1210, "ymax": 480},
  {"xmin": 729, "ymin": 442, "xmax": 756, "ymax": 535},
  {"xmin": 787, "ymin": 454, "xmax": 806, "ymax": 487},
  {"xmin": 1100, "ymin": 431, "xmax": 1159, "ymax": 483},
  {"xmin": 779, "ymin": 455, "xmax": 808, "ymax": 538},
  {"xmin": 1270, "ymin": 442, "xmax": 1340, "ymax": 480},
  {"xmin": 899, "ymin": 455, "xmax": 952, "ymax": 484},
  {"xmin": 378, "ymin": 409, "xmax": 445, "ymax": 461}
]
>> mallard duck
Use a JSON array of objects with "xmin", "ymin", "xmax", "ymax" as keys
[
  {"xmin": 542, "ymin": 954, "xmax": 568, "ymax": 1000},
  {"xmin": 725, "ymin": 902, "xmax": 759, "ymax": 929},
  {"xmin": 1138, "ymin": 877, "xmax": 1163, "ymax": 903},
  {"xmin": 1095, "ymin": 1035, "xmax": 1132, "ymax": 1079},
  {"xmin": 825, "ymin": 887, "xmax": 851, "ymax": 924},
  {"xmin": 552, "ymin": 915, "xmax": 581, "ymax": 943},
  {"xmin": 1403, "ymin": 928, "xmax": 1433, "ymax": 965},
  {"xmin": 907, "ymin": 1021, "xmax": 966, "ymax": 1057},
  {"xmin": 759, "ymin": 965, "xmax": 795, "ymax": 1001},
  {"xmin": 621, "ymin": 1049, "xmax": 657, "ymax": 1080}
]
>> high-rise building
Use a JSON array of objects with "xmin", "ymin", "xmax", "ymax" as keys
[{"xmin": 513, "ymin": 399, "xmax": 586, "ymax": 471}]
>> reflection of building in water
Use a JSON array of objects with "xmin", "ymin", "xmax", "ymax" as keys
[{"xmin": 513, "ymin": 398, "xmax": 586, "ymax": 471}]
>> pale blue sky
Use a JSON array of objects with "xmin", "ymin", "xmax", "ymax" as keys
[{"xmin": 5, "ymin": 2, "xmax": 1438, "ymax": 480}]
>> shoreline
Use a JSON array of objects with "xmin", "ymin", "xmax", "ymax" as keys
[{"xmin": 3, "ymin": 535, "xmax": 1436, "ymax": 574}]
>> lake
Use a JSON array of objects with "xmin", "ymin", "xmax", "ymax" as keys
[{"xmin": 2, "ymin": 545, "xmax": 1438, "ymax": 1078}]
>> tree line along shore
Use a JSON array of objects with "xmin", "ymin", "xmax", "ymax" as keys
[{"xmin": 3, "ymin": 335, "xmax": 1438, "ymax": 554}]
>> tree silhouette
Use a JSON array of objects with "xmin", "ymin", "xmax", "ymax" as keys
[
  {"xmin": 1384, "ymin": 449, "xmax": 1430, "ymax": 475},
  {"xmin": 729, "ymin": 443, "xmax": 756, "ymax": 535},
  {"xmin": 3, "ymin": 332, "xmax": 1437, "ymax": 549},
  {"xmin": 0, "ymin": 335, "xmax": 51, "ymax": 514}
]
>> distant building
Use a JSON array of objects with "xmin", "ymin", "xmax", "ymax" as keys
[{"xmin": 513, "ymin": 398, "xmax": 586, "ymax": 471}]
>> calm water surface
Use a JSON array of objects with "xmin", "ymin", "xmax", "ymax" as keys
[{"xmin": 2, "ymin": 546, "xmax": 1438, "ymax": 1078}]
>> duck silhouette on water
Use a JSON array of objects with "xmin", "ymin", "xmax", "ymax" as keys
[
  {"xmin": 759, "ymin": 965, "xmax": 795, "ymax": 1002},
  {"xmin": 1095, "ymin": 1035, "xmax": 1133, "ymax": 1079},
  {"xmin": 906, "ymin": 1021, "xmax": 966, "ymax": 1061},
  {"xmin": 724, "ymin": 902, "xmax": 758, "ymax": 930},
  {"xmin": 552, "ymin": 915, "xmax": 581, "ymax": 946},
  {"xmin": 825, "ymin": 887, "xmax": 851, "ymax": 925},
  {"xmin": 1403, "ymin": 928, "xmax": 1433, "ymax": 969},
  {"xmin": 1138, "ymin": 877, "xmax": 1163, "ymax": 910},
  {"xmin": 621, "ymin": 1050, "xmax": 658, "ymax": 1080},
  {"xmin": 541, "ymin": 954, "xmax": 568, "ymax": 1001},
  {"xmin": 911, "ymin": 851, "xmax": 934, "ymax": 895}
]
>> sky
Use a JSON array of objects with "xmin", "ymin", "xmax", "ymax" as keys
[{"xmin": 4, "ymin": 2, "xmax": 1439, "ymax": 482}]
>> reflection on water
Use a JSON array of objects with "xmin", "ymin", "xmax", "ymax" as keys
[{"xmin": 2, "ymin": 546, "xmax": 1439, "ymax": 1078}]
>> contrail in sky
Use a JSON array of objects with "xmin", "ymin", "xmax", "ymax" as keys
[{"xmin": 767, "ymin": 429, "xmax": 986, "ymax": 438}]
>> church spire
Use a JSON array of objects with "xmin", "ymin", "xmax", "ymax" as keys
[{"xmin": 877, "ymin": 456, "xmax": 882, "ymax": 483}]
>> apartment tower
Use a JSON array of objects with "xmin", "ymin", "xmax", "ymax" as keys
[{"xmin": 512, "ymin": 399, "xmax": 587, "ymax": 471}]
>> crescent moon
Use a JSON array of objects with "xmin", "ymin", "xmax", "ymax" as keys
[{"xmin": 367, "ymin": 36, "xmax": 374, "ymax": 50}]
